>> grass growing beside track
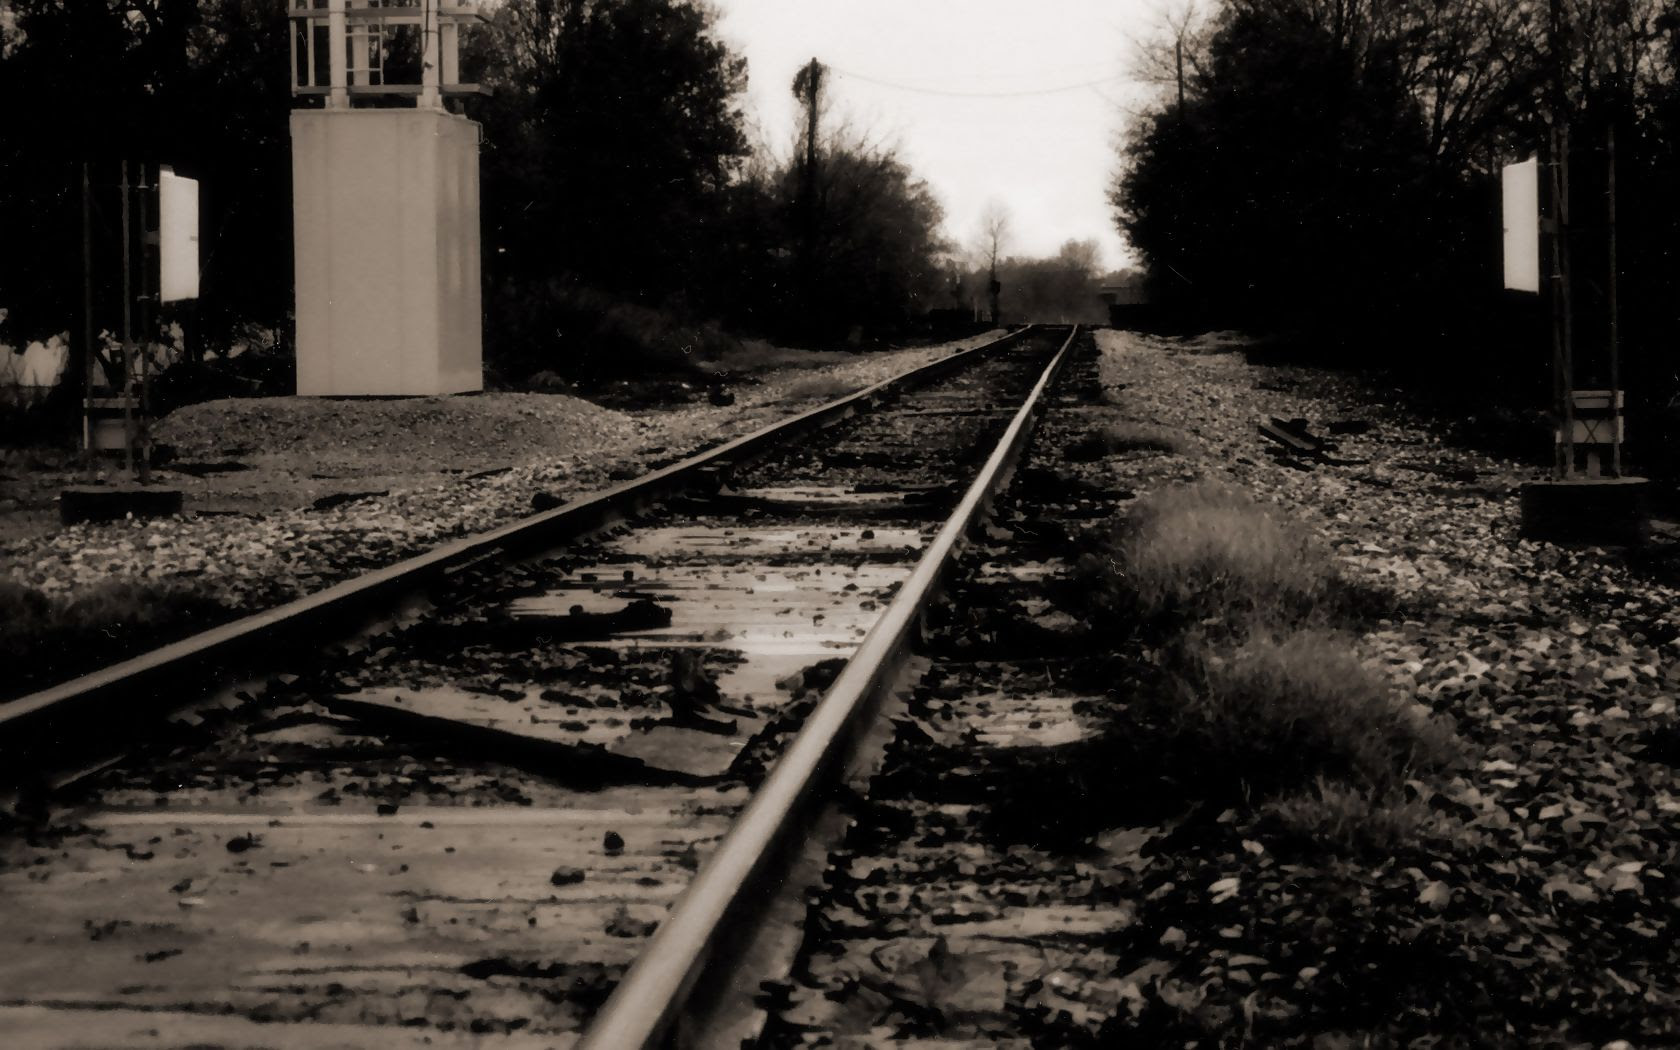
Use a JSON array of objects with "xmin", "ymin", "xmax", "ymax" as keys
[
  {"xmin": 1079, "ymin": 480, "xmax": 1463, "ymax": 837},
  {"xmin": 0, "ymin": 578, "xmax": 233, "ymax": 699},
  {"xmin": 1058, "ymin": 330, "xmax": 1680, "ymax": 1046},
  {"xmin": 1163, "ymin": 629, "xmax": 1460, "ymax": 803}
]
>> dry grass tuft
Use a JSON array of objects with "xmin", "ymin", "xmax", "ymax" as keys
[
  {"xmin": 1160, "ymin": 629, "xmax": 1461, "ymax": 799},
  {"xmin": 1076, "ymin": 480, "xmax": 1460, "ymax": 847},
  {"xmin": 1262, "ymin": 778, "xmax": 1451, "ymax": 857},
  {"xmin": 1113, "ymin": 482, "xmax": 1334, "ymax": 629}
]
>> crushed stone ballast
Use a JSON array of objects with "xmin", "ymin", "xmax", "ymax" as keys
[{"xmin": 0, "ymin": 328, "xmax": 1075, "ymax": 1050}]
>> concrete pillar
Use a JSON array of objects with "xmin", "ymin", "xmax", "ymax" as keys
[
  {"xmin": 327, "ymin": 0, "xmax": 348, "ymax": 108},
  {"xmin": 290, "ymin": 107, "xmax": 483, "ymax": 396}
]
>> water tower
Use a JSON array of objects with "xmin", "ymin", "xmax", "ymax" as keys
[{"xmin": 287, "ymin": 0, "xmax": 484, "ymax": 395}]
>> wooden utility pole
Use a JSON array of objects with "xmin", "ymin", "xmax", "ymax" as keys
[
  {"xmin": 136, "ymin": 162, "xmax": 153, "ymax": 483},
  {"xmin": 795, "ymin": 58, "xmax": 824, "ymax": 330},
  {"xmin": 1175, "ymin": 38, "xmax": 1185, "ymax": 110},
  {"xmin": 802, "ymin": 58, "xmax": 822, "ymax": 206},
  {"xmin": 1607, "ymin": 118, "xmax": 1621, "ymax": 477}
]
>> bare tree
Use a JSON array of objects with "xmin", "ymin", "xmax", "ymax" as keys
[
  {"xmin": 976, "ymin": 201, "xmax": 1011, "ymax": 325},
  {"xmin": 1128, "ymin": 1, "xmax": 1215, "ymax": 109}
]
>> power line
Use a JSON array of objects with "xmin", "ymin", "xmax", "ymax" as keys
[
  {"xmin": 826, "ymin": 58, "xmax": 1127, "ymax": 86},
  {"xmin": 827, "ymin": 67, "xmax": 1128, "ymax": 99}
]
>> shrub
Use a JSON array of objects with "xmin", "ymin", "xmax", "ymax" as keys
[
  {"xmin": 1155, "ymin": 629, "xmax": 1460, "ymax": 800},
  {"xmin": 485, "ymin": 279, "xmax": 741, "ymax": 386},
  {"xmin": 1110, "ymin": 482, "xmax": 1334, "ymax": 630}
]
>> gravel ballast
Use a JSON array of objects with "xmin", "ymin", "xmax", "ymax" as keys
[
  {"xmin": 0, "ymin": 334, "xmax": 1002, "ymax": 689},
  {"xmin": 1085, "ymin": 329, "xmax": 1680, "ymax": 1046}
]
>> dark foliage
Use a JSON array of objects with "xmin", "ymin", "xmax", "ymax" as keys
[
  {"xmin": 1, "ymin": 0, "xmax": 296, "ymax": 350},
  {"xmin": 1112, "ymin": 0, "xmax": 1680, "ymax": 469},
  {"xmin": 780, "ymin": 141, "xmax": 949, "ymax": 343},
  {"xmin": 469, "ymin": 0, "xmax": 749, "ymax": 306},
  {"xmin": 2, "ymin": 0, "xmax": 957, "ymax": 408},
  {"xmin": 1114, "ymin": 8, "xmax": 1463, "ymax": 339}
]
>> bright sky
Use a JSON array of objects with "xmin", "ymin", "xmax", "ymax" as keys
[{"xmin": 712, "ymin": 0, "xmax": 1159, "ymax": 271}]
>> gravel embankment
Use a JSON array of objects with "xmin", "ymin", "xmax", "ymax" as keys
[
  {"xmin": 0, "ymin": 334, "xmax": 1001, "ymax": 611},
  {"xmin": 1091, "ymin": 329, "xmax": 1680, "ymax": 1045}
]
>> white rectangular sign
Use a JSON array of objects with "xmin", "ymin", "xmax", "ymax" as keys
[
  {"xmin": 159, "ymin": 167, "xmax": 200, "ymax": 302},
  {"xmin": 1502, "ymin": 157, "xmax": 1540, "ymax": 293}
]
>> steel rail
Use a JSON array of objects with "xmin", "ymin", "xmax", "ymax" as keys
[
  {"xmin": 576, "ymin": 325, "xmax": 1079, "ymax": 1050},
  {"xmin": 0, "ymin": 327, "xmax": 1033, "ymax": 783}
]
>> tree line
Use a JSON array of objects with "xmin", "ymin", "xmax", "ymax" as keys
[
  {"xmin": 1111, "ymin": 0, "xmax": 1680, "ymax": 415},
  {"xmin": 0, "ymin": 0, "xmax": 982, "ymax": 393}
]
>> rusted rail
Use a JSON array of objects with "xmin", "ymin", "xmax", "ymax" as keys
[
  {"xmin": 0, "ymin": 328, "xmax": 1033, "ymax": 789},
  {"xmin": 576, "ymin": 326, "xmax": 1079, "ymax": 1050}
]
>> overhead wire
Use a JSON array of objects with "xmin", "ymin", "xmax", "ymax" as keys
[{"xmin": 826, "ymin": 66, "xmax": 1129, "ymax": 99}]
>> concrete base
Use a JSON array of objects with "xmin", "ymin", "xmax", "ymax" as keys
[
  {"xmin": 60, "ymin": 486, "xmax": 184, "ymax": 526},
  {"xmin": 1519, "ymin": 477, "xmax": 1650, "ymax": 546}
]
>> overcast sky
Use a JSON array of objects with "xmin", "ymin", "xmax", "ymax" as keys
[{"xmin": 712, "ymin": 0, "xmax": 1159, "ymax": 272}]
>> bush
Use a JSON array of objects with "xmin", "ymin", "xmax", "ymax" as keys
[
  {"xmin": 1107, "ymin": 482, "xmax": 1334, "ymax": 630},
  {"xmin": 1156, "ymin": 629, "xmax": 1460, "ymax": 801},
  {"xmin": 484, "ymin": 279, "xmax": 740, "ymax": 386}
]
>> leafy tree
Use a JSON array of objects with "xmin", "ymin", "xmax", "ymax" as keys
[
  {"xmin": 463, "ymin": 0, "xmax": 755, "ymax": 377},
  {"xmin": 738, "ymin": 130, "xmax": 947, "ymax": 343},
  {"xmin": 1113, "ymin": 4, "xmax": 1470, "ymax": 334},
  {"xmin": 470, "ymin": 0, "xmax": 749, "ymax": 301},
  {"xmin": 805, "ymin": 140, "xmax": 948, "ymax": 340}
]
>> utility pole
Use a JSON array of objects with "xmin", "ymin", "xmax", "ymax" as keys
[
  {"xmin": 1175, "ymin": 38, "xmax": 1185, "ymax": 111},
  {"xmin": 1519, "ymin": 0, "xmax": 1646, "ymax": 544},
  {"xmin": 794, "ymin": 58, "xmax": 824, "ymax": 333},
  {"xmin": 802, "ymin": 58, "xmax": 822, "ymax": 213},
  {"xmin": 79, "ymin": 163, "xmax": 94, "ymax": 458},
  {"xmin": 1546, "ymin": 0, "xmax": 1575, "ymax": 480},
  {"xmin": 119, "ymin": 160, "xmax": 136, "ymax": 479}
]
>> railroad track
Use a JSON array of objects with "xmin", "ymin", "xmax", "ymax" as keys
[
  {"xmin": 0, "ymin": 326, "xmax": 1093, "ymax": 1049},
  {"xmin": 762, "ymin": 328, "xmax": 1141, "ymax": 1049}
]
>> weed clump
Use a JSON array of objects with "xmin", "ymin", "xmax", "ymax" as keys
[
  {"xmin": 1152, "ymin": 630, "xmax": 1460, "ymax": 802},
  {"xmin": 1103, "ymin": 482, "xmax": 1334, "ymax": 630},
  {"xmin": 1067, "ymin": 480, "xmax": 1464, "ymax": 849},
  {"xmin": 1261, "ymin": 778, "xmax": 1450, "ymax": 857}
]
